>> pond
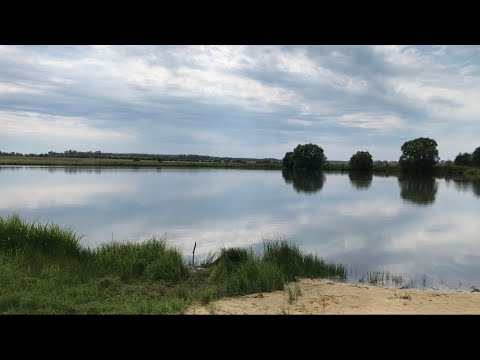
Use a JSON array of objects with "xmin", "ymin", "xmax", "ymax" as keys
[{"xmin": 1, "ymin": 166, "xmax": 479, "ymax": 290}]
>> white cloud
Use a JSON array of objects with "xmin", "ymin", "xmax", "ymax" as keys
[
  {"xmin": 286, "ymin": 119, "xmax": 313, "ymax": 127},
  {"xmin": 432, "ymin": 45, "xmax": 448, "ymax": 56},
  {"xmin": 0, "ymin": 82, "xmax": 42, "ymax": 94},
  {"xmin": 391, "ymin": 79, "xmax": 462, "ymax": 103},
  {"xmin": 173, "ymin": 45, "xmax": 254, "ymax": 71},
  {"xmin": 271, "ymin": 48, "xmax": 368, "ymax": 93},
  {"xmin": 82, "ymin": 214, "xmax": 293, "ymax": 253},
  {"xmin": 44, "ymin": 47, "xmax": 310, "ymax": 114},
  {"xmin": 390, "ymin": 79, "xmax": 480, "ymax": 121},
  {"xmin": 50, "ymin": 77, "xmax": 76, "ymax": 85},
  {"xmin": 169, "ymin": 66, "xmax": 305, "ymax": 112},
  {"xmin": 169, "ymin": 46, "xmax": 368, "ymax": 96},
  {"xmin": 335, "ymin": 113, "xmax": 405, "ymax": 130},
  {"xmin": 390, "ymin": 214, "xmax": 480, "ymax": 251},
  {"xmin": 0, "ymin": 183, "xmax": 131, "ymax": 210},
  {"xmin": 372, "ymin": 45, "xmax": 431, "ymax": 69},
  {"xmin": 337, "ymin": 201, "xmax": 403, "ymax": 217},
  {"xmin": 185, "ymin": 129, "xmax": 233, "ymax": 145},
  {"xmin": 0, "ymin": 111, "xmax": 136, "ymax": 141}
]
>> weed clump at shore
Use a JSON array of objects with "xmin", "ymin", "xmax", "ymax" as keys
[{"xmin": 263, "ymin": 239, "xmax": 347, "ymax": 281}]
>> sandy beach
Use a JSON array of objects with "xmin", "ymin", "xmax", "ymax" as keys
[{"xmin": 186, "ymin": 278, "xmax": 480, "ymax": 315}]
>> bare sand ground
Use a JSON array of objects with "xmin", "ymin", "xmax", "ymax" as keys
[{"xmin": 186, "ymin": 278, "xmax": 480, "ymax": 314}]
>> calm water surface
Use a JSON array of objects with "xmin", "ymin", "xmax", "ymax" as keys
[{"xmin": 1, "ymin": 166, "xmax": 479, "ymax": 290}]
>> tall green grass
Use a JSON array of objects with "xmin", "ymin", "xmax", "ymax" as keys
[
  {"xmin": 263, "ymin": 239, "xmax": 347, "ymax": 280},
  {"xmin": 0, "ymin": 215, "xmax": 347, "ymax": 314},
  {"xmin": 0, "ymin": 214, "xmax": 85, "ymax": 259},
  {"xmin": 211, "ymin": 248, "xmax": 285, "ymax": 295},
  {"xmin": 93, "ymin": 238, "xmax": 187, "ymax": 282},
  {"xmin": 210, "ymin": 242, "xmax": 347, "ymax": 296}
]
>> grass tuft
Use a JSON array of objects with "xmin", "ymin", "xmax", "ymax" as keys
[
  {"xmin": 263, "ymin": 239, "xmax": 347, "ymax": 281},
  {"xmin": 92, "ymin": 237, "xmax": 187, "ymax": 282},
  {"xmin": 0, "ymin": 214, "xmax": 86, "ymax": 262}
]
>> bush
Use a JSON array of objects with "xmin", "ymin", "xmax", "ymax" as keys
[
  {"xmin": 472, "ymin": 147, "xmax": 480, "ymax": 167},
  {"xmin": 349, "ymin": 151, "xmax": 373, "ymax": 170},
  {"xmin": 454, "ymin": 152, "xmax": 472, "ymax": 166},
  {"xmin": 292, "ymin": 143, "xmax": 326, "ymax": 170}
]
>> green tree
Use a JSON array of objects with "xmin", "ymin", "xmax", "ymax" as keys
[
  {"xmin": 282, "ymin": 152, "xmax": 294, "ymax": 169},
  {"xmin": 292, "ymin": 143, "xmax": 326, "ymax": 170},
  {"xmin": 472, "ymin": 147, "xmax": 480, "ymax": 167},
  {"xmin": 454, "ymin": 152, "xmax": 472, "ymax": 166},
  {"xmin": 399, "ymin": 137, "xmax": 439, "ymax": 172},
  {"xmin": 349, "ymin": 151, "xmax": 373, "ymax": 171}
]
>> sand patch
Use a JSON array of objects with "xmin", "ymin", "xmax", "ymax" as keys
[{"xmin": 186, "ymin": 278, "xmax": 480, "ymax": 314}]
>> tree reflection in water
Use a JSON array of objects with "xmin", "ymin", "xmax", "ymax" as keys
[
  {"xmin": 282, "ymin": 168, "xmax": 325, "ymax": 194},
  {"xmin": 398, "ymin": 174, "xmax": 438, "ymax": 205},
  {"xmin": 452, "ymin": 180, "xmax": 480, "ymax": 198},
  {"xmin": 348, "ymin": 171, "xmax": 372, "ymax": 190}
]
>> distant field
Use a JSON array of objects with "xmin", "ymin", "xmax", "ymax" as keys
[{"xmin": 0, "ymin": 156, "xmax": 283, "ymax": 170}]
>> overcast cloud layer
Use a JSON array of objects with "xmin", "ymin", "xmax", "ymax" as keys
[{"xmin": 1, "ymin": 45, "xmax": 479, "ymax": 160}]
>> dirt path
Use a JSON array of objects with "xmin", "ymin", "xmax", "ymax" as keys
[{"xmin": 186, "ymin": 278, "xmax": 480, "ymax": 314}]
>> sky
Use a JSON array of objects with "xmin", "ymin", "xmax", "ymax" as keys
[{"xmin": 0, "ymin": 45, "xmax": 479, "ymax": 161}]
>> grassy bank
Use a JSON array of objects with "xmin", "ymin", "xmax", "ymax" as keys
[
  {"xmin": 0, "ymin": 215, "xmax": 346, "ymax": 314},
  {"xmin": 441, "ymin": 166, "xmax": 480, "ymax": 181},
  {"xmin": 0, "ymin": 156, "xmax": 282, "ymax": 170},
  {"xmin": 322, "ymin": 162, "xmax": 401, "ymax": 175},
  {"xmin": 323, "ymin": 162, "xmax": 480, "ymax": 181}
]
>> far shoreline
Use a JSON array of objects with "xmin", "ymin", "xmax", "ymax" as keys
[
  {"xmin": 0, "ymin": 156, "xmax": 282, "ymax": 170},
  {"xmin": 1, "ymin": 157, "xmax": 479, "ymax": 180}
]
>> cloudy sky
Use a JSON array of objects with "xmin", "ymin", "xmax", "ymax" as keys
[{"xmin": 1, "ymin": 45, "xmax": 479, "ymax": 160}]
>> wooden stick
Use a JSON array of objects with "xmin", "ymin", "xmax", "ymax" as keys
[{"xmin": 192, "ymin": 242, "xmax": 197, "ymax": 267}]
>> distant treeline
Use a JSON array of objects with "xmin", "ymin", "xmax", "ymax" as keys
[
  {"xmin": 0, "ymin": 150, "xmax": 281, "ymax": 164},
  {"xmin": 454, "ymin": 147, "xmax": 480, "ymax": 167},
  {"xmin": 283, "ymin": 139, "xmax": 480, "ymax": 174}
]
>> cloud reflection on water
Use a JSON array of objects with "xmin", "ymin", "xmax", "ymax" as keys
[{"xmin": 1, "ymin": 166, "xmax": 480, "ymax": 289}]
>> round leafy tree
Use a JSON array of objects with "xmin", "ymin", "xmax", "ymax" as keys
[
  {"xmin": 282, "ymin": 151, "xmax": 294, "ymax": 169},
  {"xmin": 349, "ymin": 151, "xmax": 373, "ymax": 171},
  {"xmin": 472, "ymin": 147, "xmax": 480, "ymax": 167},
  {"xmin": 399, "ymin": 137, "xmax": 439, "ymax": 172},
  {"xmin": 292, "ymin": 143, "xmax": 326, "ymax": 170},
  {"xmin": 454, "ymin": 152, "xmax": 472, "ymax": 166}
]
